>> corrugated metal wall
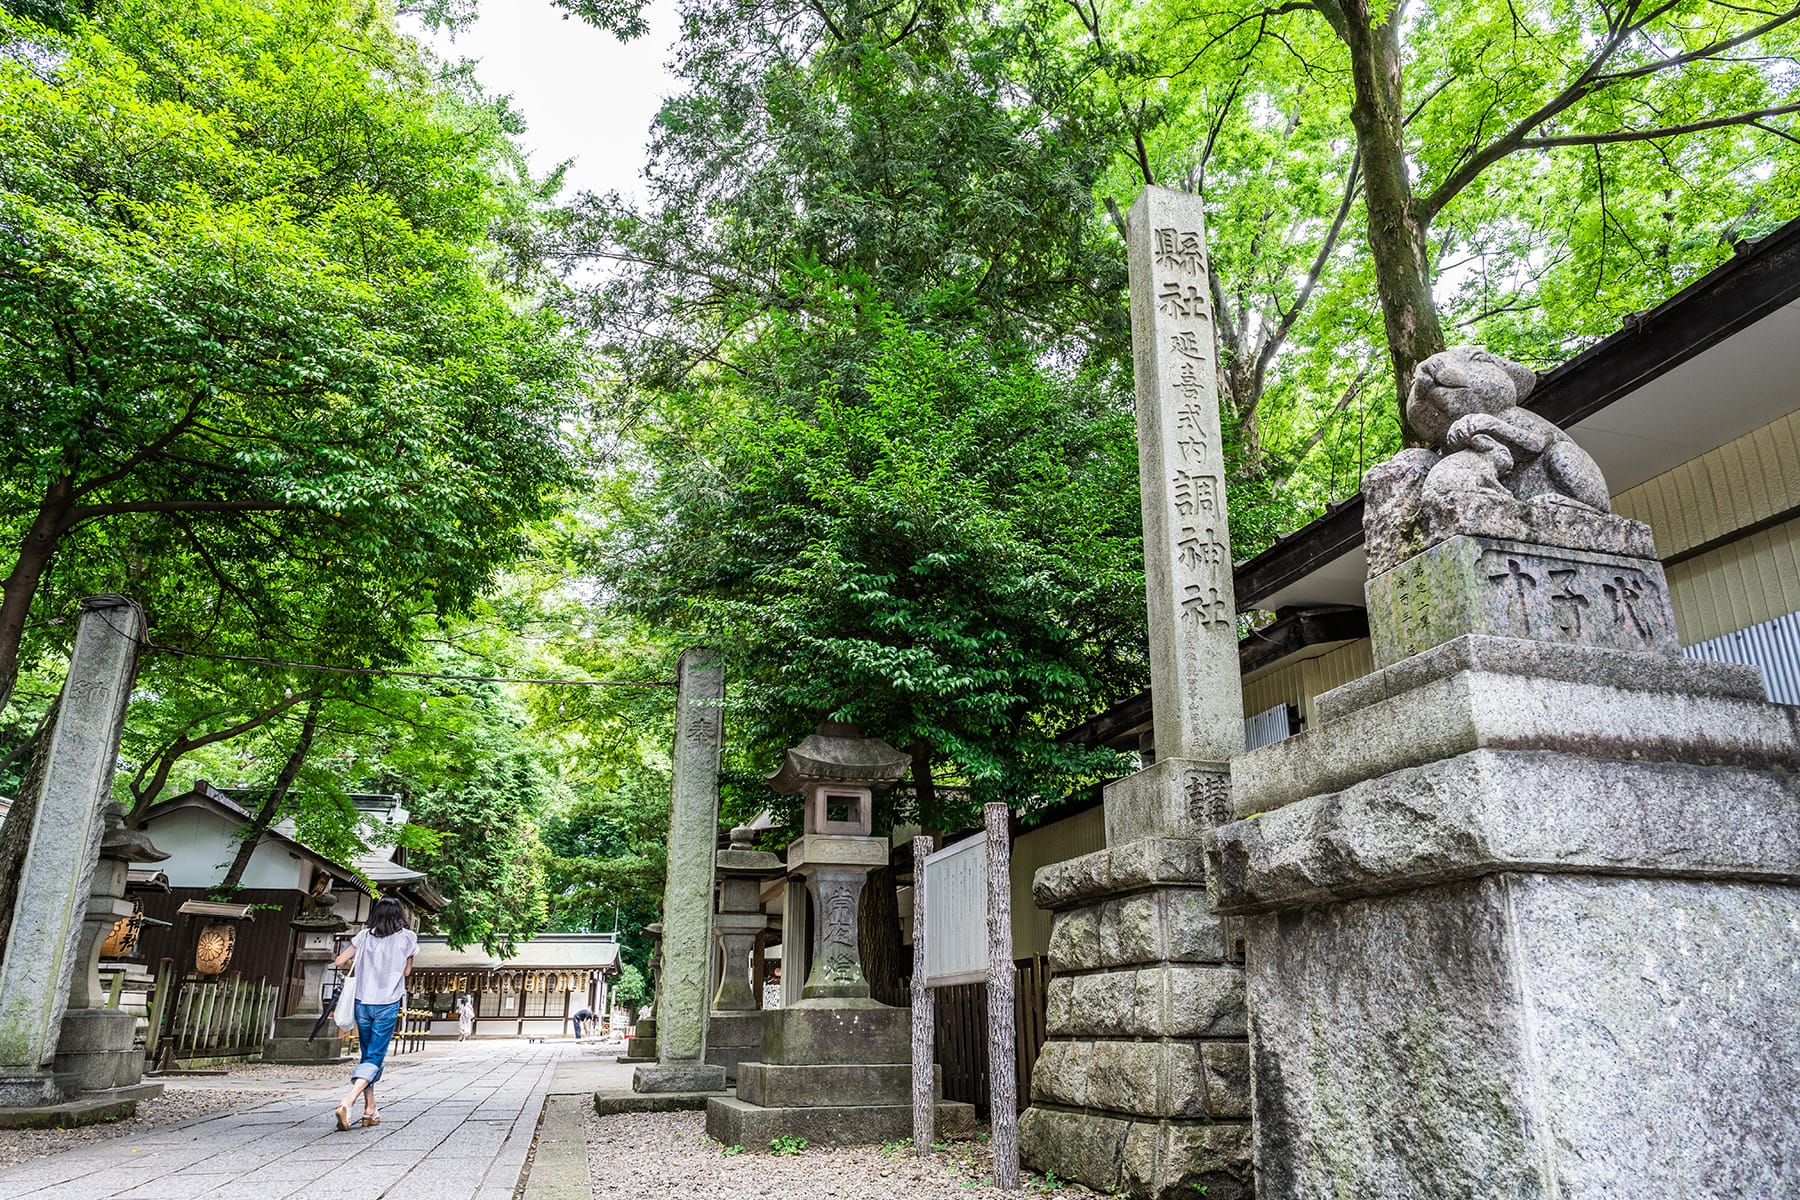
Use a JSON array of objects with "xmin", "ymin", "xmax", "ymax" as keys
[
  {"xmin": 1683, "ymin": 610, "xmax": 1800, "ymax": 704},
  {"xmin": 1613, "ymin": 410, "xmax": 1800, "ymax": 644},
  {"xmin": 1010, "ymin": 806, "xmax": 1105, "ymax": 957}
]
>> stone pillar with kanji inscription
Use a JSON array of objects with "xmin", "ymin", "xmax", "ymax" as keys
[
  {"xmin": 1209, "ymin": 346, "xmax": 1800, "ymax": 1197},
  {"xmin": 1020, "ymin": 189, "xmax": 1252, "ymax": 1200}
]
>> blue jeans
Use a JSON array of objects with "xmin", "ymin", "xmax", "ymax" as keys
[{"xmin": 352, "ymin": 999, "xmax": 401, "ymax": 1086}]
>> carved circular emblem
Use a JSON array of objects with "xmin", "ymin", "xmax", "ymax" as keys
[{"xmin": 194, "ymin": 922, "xmax": 237, "ymax": 976}]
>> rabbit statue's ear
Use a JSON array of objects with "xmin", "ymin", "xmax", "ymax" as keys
[{"xmin": 1503, "ymin": 357, "xmax": 1537, "ymax": 401}]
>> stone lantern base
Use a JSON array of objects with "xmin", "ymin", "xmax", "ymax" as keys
[{"xmin": 705, "ymin": 1000, "xmax": 975, "ymax": 1147}]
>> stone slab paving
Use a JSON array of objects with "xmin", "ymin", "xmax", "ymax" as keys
[{"xmin": 0, "ymin": 1041, "xmax": 568, "ymax": 1200}]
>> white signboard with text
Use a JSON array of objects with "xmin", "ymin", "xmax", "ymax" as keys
[{"xmin": 923, "ymin": 831, "xmax": 992, "ymax": 987}]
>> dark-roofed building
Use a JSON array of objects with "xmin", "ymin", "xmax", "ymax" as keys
[
  {"xmin": 409, "ymin": 934, "xmax": 622, "ymax": 1039},
  {"xmin": 125, "ymin": 780, "xmax": 447, "ymax": 1019}
]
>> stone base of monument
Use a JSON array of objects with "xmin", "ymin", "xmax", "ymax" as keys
[
  {"xmin": 1209, "ymin": 630, "xmax": 1800, "ymax": 1197},
  {"xmin": 634, "ymin": 1061, "xmax": 728, "ymax": 1092},
  {"xmin": 0, "ymin": 1081, "xmax": 163, "ymax": 1129},
  {"xmin": 261, "ymin": 1014, "xmax": 347, "ymax": 1064},
  {"xmin": 703, "ymin": 1010, "xmax": 764, "ymax": 1082},
  {"xmin": 1016, "ymin": 831, "xmax": 1252, "ymax": 1200},
  {"xmin": 705, "ymin": 1000, "xmax": 976, "ymax": 1148},
  {"xmin": 617, "ymin": 1015, "xmax": 657, "ymax": 1064},
  {"xmin": 51, "ymin": 1009, "xmax": 152, "ymax": 1093},
  {"xmin": 593, "ymin": 1088, "xmax": 725, "ymax": 1115}
]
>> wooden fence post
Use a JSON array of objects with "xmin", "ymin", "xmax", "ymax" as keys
[
  {"xmin": 912, "ymin": 834, "xmax": 935, "ymax": 1156},
  {"xmin": 984, "ymin": 803, "xmax": 1019, "ymax": 1190}
]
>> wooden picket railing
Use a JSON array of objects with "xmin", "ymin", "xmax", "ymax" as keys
[{"xmin": 146, "ymin": 961, "xmax": 279, "ymax": 1062}]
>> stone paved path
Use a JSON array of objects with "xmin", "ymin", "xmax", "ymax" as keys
[{"xmin": 0, "ymin": 1041, "xmax": 569, "ymax": 1200}]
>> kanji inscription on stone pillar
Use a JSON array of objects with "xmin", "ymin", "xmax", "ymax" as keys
[{"xmin": 1126, "ymin": 187, "xmax": 1245, "ymax": 763}]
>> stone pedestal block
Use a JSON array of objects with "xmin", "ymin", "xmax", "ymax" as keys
[
  {"xmin": 1365, "ymin": 531, "xmax": 1678, "ymax": 667},
  {"xmin": 618, "ymin": 1015, "xmax": 657, "ymax": 1064},
  {"xmin": 1018, "ymin": 836, "xmax": 1250, "ymax": 1200},
  {"xmin": 1210, "ymin": 630, "xmax": 1800, "ymax": 1197},
  {"xmin": 703, "ymin": 1009, "xmax": 764, "ymax": 1082},
  {"xmin": 704, "ymin": 1000, "xmax": 975, "ymax": 1148},
  {"xmin": 52, "ymin": 1010, "xmax": 141, "ymax": 1093},
  {"xmin": 262, "ymin": 1014, "xmax": 346, "ymax": 1064}
]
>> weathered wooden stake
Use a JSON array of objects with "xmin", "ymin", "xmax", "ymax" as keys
[
  {"xmin": 911, "ymin": 834, "xmax": 935, "ymax": 1156},
  {"xmin": 984, "ymin": 803, "xmax": 1019, "ymax": 1189}
]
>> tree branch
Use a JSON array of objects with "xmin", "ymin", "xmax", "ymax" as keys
[{"xmin": 1515, "ymin": 102, "xmax": 1800, "ymax": 148}]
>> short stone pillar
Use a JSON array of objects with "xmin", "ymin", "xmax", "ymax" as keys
[
  {"xmin": 706, "ymin": 723, "xmax": 976, "ymax": 1147},
  {"xmin": 1209, "ymin": 348, "xmax": 1800, "ymax": 1197},
  {"xmin": 706, "ymin": 825, "xmax": 780, "ymax": 1081},
  {"xmin": 634, "ymin": 648, "xmax": 729, "ymax": 1094},
  {"xmin": 619, "ymin": 922, "xmax": 662, "ymax": 1065}
]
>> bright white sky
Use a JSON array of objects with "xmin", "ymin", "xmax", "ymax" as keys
[{"xmin": 413, "ymin": 0, "xmax": 682, "ymax": 201}]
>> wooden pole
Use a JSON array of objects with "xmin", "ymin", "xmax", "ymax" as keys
[
  {"xmin": 984, "ymin": 803, "xmax": 1019, "ymax": 1190},
  {"xmin": 911, "ymin": 834, "xmax": 935, "ymax": 1156}
]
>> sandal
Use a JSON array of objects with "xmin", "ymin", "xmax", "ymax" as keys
[
  {"xmin": 334, "ymin": 1105, "xmax": 351, "ymax": 1132},
  {"xmin": 361, "ymin": 1113, "xmax": 381, "ymax": 1127}
]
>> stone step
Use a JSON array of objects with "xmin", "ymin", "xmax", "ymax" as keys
[
  {"xmin": 736, "ymin": 1062, "xmax": 941, "ymax": 1108},
  {"xmin": 704, "ymin": 1096, "xmax": 977, "ymax": 1149},
  {"xmin": 262, "ymin": 1038, "xmax": 347, "ymax": 1064}
]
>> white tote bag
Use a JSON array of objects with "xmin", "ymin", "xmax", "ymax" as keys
[{"xmin": 333, "ymin": 967, "xmax": 357, "ymax": 1032}]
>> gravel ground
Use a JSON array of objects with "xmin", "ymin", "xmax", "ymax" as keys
[
  {"xmin": 586, "ymin": 1110, "xmax": 1092, "ymax": 1198},
  {"xmin": 0, "ymin": 1086, "xmax": 259, "ymax": 1171}
]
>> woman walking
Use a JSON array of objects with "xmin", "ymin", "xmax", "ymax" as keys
[
  {"xmin": 331, "ymin": 897, "xmax": 417, "ymax": 1131},
  {"xmin": 457, "ymin": 994, "xmax": 475, "ymax": 1041}
]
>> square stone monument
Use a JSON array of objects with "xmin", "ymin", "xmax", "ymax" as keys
[
  {"xmin": 0, "ymin": 596, "xmax": 166, "ymax": 1127},
  {"xmin": 1208, "ymin": 347, "xmax": 1800, "ymax": 1197},
  {"xmin": 706, "ymin": 723, "xmax": 976, "ymax": 1147}
]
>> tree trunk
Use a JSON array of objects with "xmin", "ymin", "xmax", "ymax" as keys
[
  {"xmin": 218, "ymin": 692, "xmax": 323, "ymax": 892},
  {"xmin": 0, "ymin": 699, "xmax": 59, "ymax": 960},
  {"xmin": 1329, "ymin": 0, "xmax": 1445, "ymax": 441},
  {"xmin": 859, "ymin": 859, "xmax": 905, "ymax": 1003},
  {"xmin": 909, "ymin": 740, "xmax": 937, "ymax": 825},
  {"xmin": 0, "ymin": 479, "xmax": 75, "ymax": 719}
]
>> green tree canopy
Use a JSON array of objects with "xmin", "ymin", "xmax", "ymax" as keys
[
  {"xmin": 602, "ymin": 293, "xmax": 1144, "ymax": 827},
  {"xmin": 0, "ymin": 0, "xmax": 587, "ymax": 715}
]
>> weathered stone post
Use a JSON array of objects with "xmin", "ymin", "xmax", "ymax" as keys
[
  {"xmin": 0, "ymin": 596, "xmax": 156, "ymax": 1121},
  {"xmin": 705, "ymin": 723, "xmax": 976, "ymax": 1147},
  {"xmin": 618, "ymin": 922, "xmax": 661, "ymax": 1064},
  {"xmin": 706, "ymin": 824, "xmax": 780, "ymax": 1081},
  {"xmin": 1019, "ymin": 188, "xmax": 1252, "ymax": 1198},
  {"xmin": 634, "ymin": 648, "xmax": 729, "ymax": 1094},
  {"xmin": 1210, "ymin": 347, "xmax": 1800, "ymax": 1197}
]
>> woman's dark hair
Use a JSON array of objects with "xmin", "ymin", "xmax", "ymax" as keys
[{"xmin": 367, "ymin": 897, "xmax": 407, "ymax": 938}]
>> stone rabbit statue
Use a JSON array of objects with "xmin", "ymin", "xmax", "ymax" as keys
[{"xmin": 1405, "ymin": 346, "xmax": 1611, "ymax": 513}]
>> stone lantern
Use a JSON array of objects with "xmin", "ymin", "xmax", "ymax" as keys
[
  {"xmin": 262, "ymin": 882, "xmax": 350, "ymax": 1064},
  {"xmin": 770, "ymin": 721, "xmax": 906, "ymax": 999},
  {"xmin": 618, "ymin": 922, "xmax": 663, "ymax": 1065},
  {"xmin": 704, "ymin": 722, "xmax": 975, "ymax": 1147},
  {"xmin": 706, "ymin": 824, "xmax": 782, "ymax": 1080}
]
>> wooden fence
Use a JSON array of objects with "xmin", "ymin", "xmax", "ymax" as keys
[
  {"xmin": 914, "ymin": 955, "xmax": 1050, "ymax": 1118},
  {"xmin": 146, "ymin": 962, "xmax": 279, "ymax": 1061}
]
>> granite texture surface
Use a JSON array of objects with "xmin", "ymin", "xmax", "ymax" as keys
[{"xmin": 1245, "ymin": 872, "xmax": 1800, "ymax": 1198}]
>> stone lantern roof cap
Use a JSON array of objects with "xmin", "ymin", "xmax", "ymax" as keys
[{"xmin": 766, "ymin": 722, "xmax": 909, "ymax": 795}]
